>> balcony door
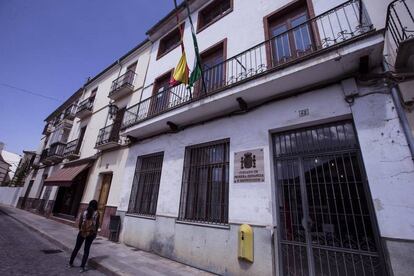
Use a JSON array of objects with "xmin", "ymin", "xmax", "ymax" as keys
[
  {"xmin": 268, "ymin": 4, "xmax": 314, "ymax": 66},
  {"xmin": 110, "ymin": 107, "xmax": 126, "ymax": 142},
  {"xmin": 200, "ymin": 42, "xmax": 225, "ymax": 93},
  {"xmin": 125, "ymin": 62, "xmax": 137, "ymax": 85},
  {"xmin": 150, "ymin": 72, "xmax": 171, "ymax": 116}
]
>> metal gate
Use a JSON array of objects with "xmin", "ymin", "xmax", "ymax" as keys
[{"xmin": 272, "ymin": 121, "xmax": 385, "ymax": 276}]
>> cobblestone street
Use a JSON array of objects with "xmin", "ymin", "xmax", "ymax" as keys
[{"xmin": 0, "ymin": 210, "xmax": 103, "ymax": 276}]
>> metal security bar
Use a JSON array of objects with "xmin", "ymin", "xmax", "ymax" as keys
[
  {"xmin": 386, "ymin": 0, "xmax": 414, "ymax": 51},
  {"xmin": 178, "ymin": 139, "xmax": 229, "ymax": 225},
  {"xmin": 128, "ymin": 153, "xmax": 164, "ymax": 216},
  {"xmin": 76, "ymin": 97, "xmax": 94, "ymax": 114},
  {"xmin": 63, "ymin": 139, "xmax": 80, "ymax": 156},
  {"xmin": 95, "ymin": 124, "xmax": 120, "ymax": 147},
  {"xmin": 109, "ymin": 70, "xmax": 136, "ymax": 95},
  {"xmin": 273, "ymin": 121, "xmax": 385, "ymax": 276},
  {"xmin": 48, "ymin": 142, "xmax": 66, "ymax": 158},
  {"xmin": 123, "ymin": 0, "xmax": 373, "ymax": 129},
  {"xmin": 64, "ymin": 104, "xmax": 77, "ymax": 119}
]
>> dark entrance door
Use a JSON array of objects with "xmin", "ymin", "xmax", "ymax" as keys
[
  {"xmin": 53, "ymin": 169, "xmax": 88, "ymax": 220},
  {"xmin": 273, "ymin": 121, "xmax": 385, "ymax": 276}
]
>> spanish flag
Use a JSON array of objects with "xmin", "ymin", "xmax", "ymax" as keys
[{"xmin": 170, "ymin": 50, "xmax": 189, "ymax": 86}]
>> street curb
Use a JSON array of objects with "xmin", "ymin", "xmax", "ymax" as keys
[{"xmin": 0, "ymin": 206, "xmax": 120, "ymax": 276}]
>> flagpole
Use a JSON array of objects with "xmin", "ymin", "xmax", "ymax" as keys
[{"xmin": 184, "ymin": 0, "xmax": 208, "ymax": 95}]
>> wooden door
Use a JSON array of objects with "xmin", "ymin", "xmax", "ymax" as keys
[{"xmin": 97, "ymin": 174, "xmax": 112, "ymax": 227}]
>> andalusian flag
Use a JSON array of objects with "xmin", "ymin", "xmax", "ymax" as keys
[
  {"xmin": 188, "ymin": 32, "xmax": 202, "ymax": 88},
  {"xmin": 185, "ymin": 0, "xmax": 204, "ymax": 90}
]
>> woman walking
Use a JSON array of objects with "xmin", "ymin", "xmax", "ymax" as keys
[{"xmin": 68, "ymin": 200, "xmax": 100, "ymax": 272}]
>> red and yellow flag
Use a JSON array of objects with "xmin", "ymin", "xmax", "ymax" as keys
[
  {"xmin": 170, "ymin": 0, "xmax": 189, "ymax": 86},
  {"xmin": 170, "ymin": 50, "xmax": 189, "ymax": 86}
]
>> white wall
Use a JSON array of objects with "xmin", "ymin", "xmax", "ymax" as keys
[
  {"xmin": 120, "ymin": 84, "xmax": 351, "ymax": 224},
  {"xmin": 0, "ymin": 187, "xmax": 23, "ymax": 207},
  {"xmin": 139, "ymin": 0, "xmax": 386, "ymax": 105},
  {"xmin": 351, "ymin": 87, "xmax": 414, "ymax": 240}
]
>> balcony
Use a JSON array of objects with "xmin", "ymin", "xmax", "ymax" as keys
[
  {"xmin": 47, "ymin": 142, "xmax": 66, "ymax": 163},
  {"xmin": 75, "ymin": 98, "xmax": 94, "ymax": 119},
  {"xmin": 63, "ymin": 139, "xmax": 81, "ymax": 160},
  {"xmin": 95, "ymin": 124, "xmax": 121, "ymax": 150},
  {"xmin": 40, "ymin": 149, "xmax": 52, "ymax": 165},
  {"xmin": 63, "ymin": 104, "xmax": 77, "ymax": 121},
  {"xmin": 108, "ymin": 70, "xmax": 136, "ymax": 101},
  {"xmin": 122, "ymin": 0, "xmax": 382, "ymax": 139},
  {"xmin": 386, "ymin": 0, "xmax": 414, "ymax": 71}
]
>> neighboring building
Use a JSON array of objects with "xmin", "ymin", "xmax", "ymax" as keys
[
  {"xmin": 0, "ymin": 142, "xmax": 21, "ymax": 186},
  {"xmin": 18, "ymin": 0, "xmax": 414, "ymax": 275},
  {"xmin": 18, "ymin": 40, "xmax": 152, "ymax": 238},
  {"xmin": 9, "ymin": 150, "xmax": 36, "ymax": 187}
]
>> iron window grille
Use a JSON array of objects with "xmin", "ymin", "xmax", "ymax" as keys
[
  {"xmin": 128, "ymin": 152, "xmax": 164, "ymax": 216},
  {"xmin": 178, "ymin": 139, "xmax": 230, "ymax": 225}
]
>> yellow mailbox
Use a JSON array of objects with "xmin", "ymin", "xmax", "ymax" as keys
[{"xmin": 238, "ymin": 224, "xmax": 254, "ymax": 262}]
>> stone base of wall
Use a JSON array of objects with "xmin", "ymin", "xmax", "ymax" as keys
[
  {"xmin": 122, "ymin": 215, "xmax": 274, "ymax": 275},
  {"xmin": 100, "ymin": 206, "xmax": 117, "ymax": 238},
  {"xmin": 384, "ymin": 237, "xmax": 414, "ymax": 276},
  {"xmin": 16, "ymin": 197, "xmax": 24, "ymax": 209},
  {"xmin": 44, "ymin": 200, "xmax": 55, "ymax": 218}
]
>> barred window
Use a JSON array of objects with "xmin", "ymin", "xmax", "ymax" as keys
[
  {"xmin": 179, "ymin": 139, "xmax": 229, "ymax": 224},
  {"xmin": 128, "ymin": 152, "xmax": 164, "ymax": 216}
]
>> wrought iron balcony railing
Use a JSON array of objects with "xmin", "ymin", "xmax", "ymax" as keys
[
  {"xmin": 64, "ymin": 104, "xmax": 77, "ymax": 119},
  {"xmin": 63, "ymin": 139, "xmax": 81, "ymax": 157},
  {"xmin": 96, "ymin": 124, "xmax": 120, "ymax": 148},
  {"xmin": 386, "ymin": 0, "xmax": 414, "ymax": 56},
  {"xmin": 109, "ymin": 70, "xmax": 136, "ymax": 96},
  {"xmin": 39, "ymin": 149, "xmax": 49, "ymax": 163},
  {"xmin": 76, "ymin": 97, "xmax": 94, "ymax": 115},
  {"xmin": 47, "ymin": 142, "xmax": 66, "ymax": 158},
  {"xmin": 122, "ymin": 0, "xmax": 373, "ymax": 129}
]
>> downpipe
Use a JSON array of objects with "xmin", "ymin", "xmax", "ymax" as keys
[{"xmin": 383, "ymin": 61, "xmax": 414, "ymax": 160}]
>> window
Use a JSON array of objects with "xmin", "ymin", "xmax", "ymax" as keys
[
  {"xmin": 149, "ymin": 71, "xmax": 173, "ymax": 115},
  {"xmin": 157, "ymin": 24, "xmax": 184, "ymax": 59},
  {"xmin": 200, "ymin": 40, "xmax": 226, "ymax": 93},
  {"xmin": 90, "ymin": 88, "xmax": 97, "ymax": 101},
  {"xmin": 179, "ymin": 139, "xmax": 229, "ymax": 224},
  {"xmin": 128, "ymin": 152, "xmax": 164, "ymax": 216},
  {"xmin": 266, "ymin": 2, "xmax": 314, "ymax": 65},
  {"xmin": 125, "ymin": 62, "xmax": 137, "ymax": 84},
  {"xmin": 77, "ymin": 126, "xmax": 87, "ymax": 152},
  {"xmin": 197, "ymin": 0, "xmax": 232, "ymax": 32}
]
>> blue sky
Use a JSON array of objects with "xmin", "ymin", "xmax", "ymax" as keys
[{"xmin": 0, "ymin": 0, "xmax": 177, "ymax": 154}]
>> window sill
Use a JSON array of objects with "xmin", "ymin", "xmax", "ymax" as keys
[
  {"xmin": 176, "ymin": 219, "xmax": 230, "ymax": 230},
  {"xmin": 125, "ymin": 213, "xmax": 156, "ymax": 221}
]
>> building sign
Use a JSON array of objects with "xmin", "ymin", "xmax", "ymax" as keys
[{"xmin": 234, "ymin": 148, "xmax": 265, "ymax": 183}]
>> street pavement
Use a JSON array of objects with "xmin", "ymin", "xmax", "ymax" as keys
[
  {"xmin": 0, "ymin": 209, "xmax": 103, "ymax": 276},
  {"xmin": 0, "ymin": 205, "xmax": 213, "ymax": 276}
]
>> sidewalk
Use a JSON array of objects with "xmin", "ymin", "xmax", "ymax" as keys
[{"xmin": 0, "ymin": 205, "xmax": 213, "ymax": 276}]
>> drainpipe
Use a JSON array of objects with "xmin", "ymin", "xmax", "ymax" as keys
[{"xmin": 383, "ymin": 61, "xmax": 414, "ymax": 160}]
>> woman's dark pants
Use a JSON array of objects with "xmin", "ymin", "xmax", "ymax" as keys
[{"xmin": 69, "ymin": 232, "xmax": 95, "ymax": 268}]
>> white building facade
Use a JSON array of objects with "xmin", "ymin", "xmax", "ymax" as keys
[{"xmin": 18, "ymin": 0, "xmax": 414, "ymax": 275}]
